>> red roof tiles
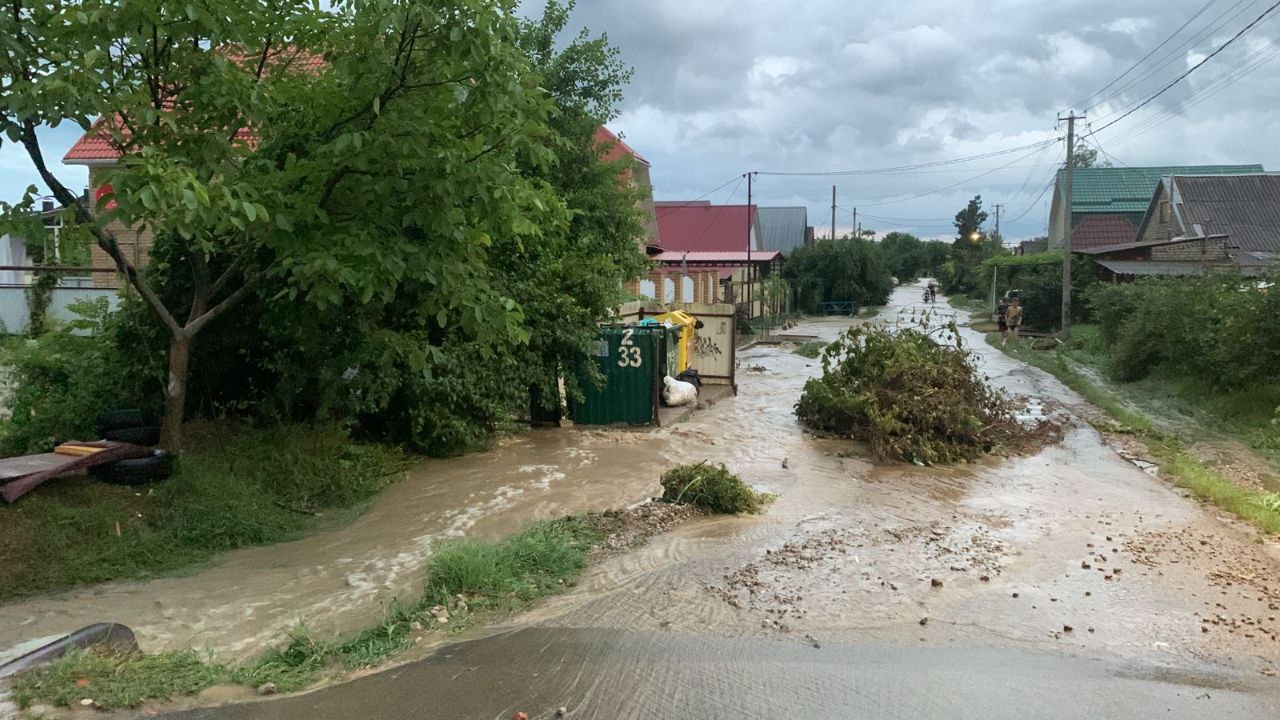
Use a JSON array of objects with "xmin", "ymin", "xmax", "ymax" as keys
[
  {"xmin": 64, "ymin": 46, "xmax": 321, "ymax": 164},
  {"xmin": 593, "ymin": 126, "xmax": 648, "ymax": 166},
  {"xmin": 1070, "ymin": 214, "xmax": 1138, "ymax": 250}
]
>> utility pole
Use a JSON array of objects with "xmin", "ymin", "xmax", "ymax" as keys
[
  {"xmin": 1059, "ymin": 112, "xmax": 1083, "ymax": 338},
  {"xmin": 993, "ymin": 204, "xmax": 1002, "ymax": 241},
  {"xmin": 852, "ymin": 207, "xmax": 857, "ymax": 237},
  {"xmin": 746, "ymin": 172, "xmax": 754, "ymax": 322},
  {"xmin": 830, "ymin": 185, "xmax": 837, "ymax": 240}
]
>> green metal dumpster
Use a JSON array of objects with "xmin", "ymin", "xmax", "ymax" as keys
[{"xmin": 569, "ymin": 326, "xmax": 662, "ymax": 426}]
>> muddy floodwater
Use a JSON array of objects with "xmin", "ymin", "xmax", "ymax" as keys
[{"xmin": 8, "ymin": 284, "xmax": 1280, "ymax": 719}]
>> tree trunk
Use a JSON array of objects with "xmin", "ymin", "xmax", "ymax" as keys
[{"xmin": 159, "ymin": 332, "xmax": 193, "ymax": 454}]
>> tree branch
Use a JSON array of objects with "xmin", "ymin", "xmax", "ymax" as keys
[
  {"xmin": 186, "ymin": 272, "xmax": 260, "ymax": 336},
  {"xmin": 18, "ymin": 120, "xmax": 182, "ymax": 335},
  {"xmin": 188, "ymin": 248, "xmax": 210, "ymax": 323},
  {"xmin": 207, "ymin": 253, "xmax": 245, "ymax": 301}
]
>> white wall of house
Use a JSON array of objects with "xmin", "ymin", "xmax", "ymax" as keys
[{"xmin": 0, "ymin": 235, "xmax": 29, "ymax": 286}]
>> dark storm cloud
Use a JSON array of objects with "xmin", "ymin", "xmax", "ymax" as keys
[
  {"xmin": 530, "ymin": 0, "xmax": 1280, "ymax": 239},
  {"xmin": 8, "ymin": 1, "xmax": 1280, "ymax": 241}
]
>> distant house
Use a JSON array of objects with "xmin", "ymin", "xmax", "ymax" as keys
[
  {"xmin": 1047, "ymin": 164, "xmax": 1266, "ymax": 252},
  {"xmin": 594, "ymin": 126, "xmax": 660, "ymax": 250},
  {"xmin": 1080, "ymin": 174, "xmax": 1280, "ymax": 279},
  {"xmin": 757, "ymin": 207, "xmax": 812, "ymax": 253},
  {"xmin": 650, "ymin": 203, "xmax": 781, "ymax": 317}
]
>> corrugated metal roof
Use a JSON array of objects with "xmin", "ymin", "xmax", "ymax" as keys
[
  {"xmin": 1096, "ymin": 260, "xmax": 1210, "ymax": 276},
  {"xmin": 757, "ymin": 207, "xmax": 808, "ymax": 252},
  {"xmin": 1173, "ymin": 174, "xmax": 1280, "ymax": 253},
  {"xmin": 1059, "ymin": 165, "xmax": 1266, "ymax": 214},
  {"xmin": 655, "ymin": 205, "xmax": 760, "ymax": 253}
]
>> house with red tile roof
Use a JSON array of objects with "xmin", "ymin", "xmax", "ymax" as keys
[{"xmin": 594, "ymin": 126, "xmax": 659, "ymax": 250}]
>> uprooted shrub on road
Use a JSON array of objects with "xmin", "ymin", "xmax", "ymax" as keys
[
  {"xmin": 660, "ymin": 462, "xmax": 766, "ymax": 514},
  {"xmin": 795, "ymin": 323, "xmax": 1030, "ymax": 464}
]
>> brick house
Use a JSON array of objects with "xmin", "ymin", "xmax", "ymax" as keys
[
  {"xmin": 1047, "ymin": 164, "xmax": 1265, "ymax": 253},
  {"xmin": 1079, "ymin": 174, "xmax": 1280, "ymax": 279}
]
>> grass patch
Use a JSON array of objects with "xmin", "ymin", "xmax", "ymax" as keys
[
  {"xmin": 0, "ymin": 424, "xmax": 406, "ymax": 602},
  {"xmin": 793, "ymin": 341, "xmax": 826, "ymax": 359},
  {"xmin": 660, "ymin": 462, "xmax": 766, "ymax": 514},
  {"xmin": 986, "ymin": 332, "xmax": 1280, "ymax": 534},
  {"xmin": 12, "ymin": 515, "xmax": 610, "ymax": 709},
  {"xmin": 11, "ymin": 649, "xmax": 228, "ymax": 710}
]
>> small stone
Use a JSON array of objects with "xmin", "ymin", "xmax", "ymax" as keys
[
  {"xmin": 1081, "ymin": 561, "xmax": 1091, "ymax": 570},
  {"xmin": 931, "ymin": 578, "xmax": 944, "ymax": 588},
  {"xmin": 410, "ymin": 621, "xmax": 423, "ymax": 631},
  {"xmin": 1012, "ymin": 592, "xmax": 1020, "ymax": 598},
  {"xmin": 556, "ymin": 708, "xmax": 568, "ymax": 718},
  {"xmin": 979, "ymin": 575, "xmax": 990, "ymax": 582},
  {"xmin": 919, "ymin": 617, "xmax": 929, "ymax": 626},
  {"xmin": 1063, "ymin": 625, "xmax": 1073, "ymax": 633},
  {"xmin": 430, "ymin": 605, "xmax": 450, "ymax": 624},
  {"xmin": 1202, "ymin": 626, "xmax": 1210, "ymax": 633},
  {"xmin": 257, "ymin": 682, "xmax": 277, "ymax": 696},
  {"xmin": 1085, "ymin": 591, "xmax": 1092, "ymax": 597},
  {"xmin": 80, "ymin": 699, "xmax": 95, "ymax": 707}
]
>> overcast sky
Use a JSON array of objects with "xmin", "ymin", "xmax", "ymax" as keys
[{"xmin": 6, "ymin": 0, "xmax": 1279, "ymax": 241}]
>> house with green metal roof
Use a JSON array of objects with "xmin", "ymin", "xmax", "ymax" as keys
[{"xmin": 1047, "ymin": 164, "xmax": 1265, "ymax": 250}]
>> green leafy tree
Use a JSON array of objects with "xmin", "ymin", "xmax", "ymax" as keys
[
  {"xmin": 510, "ymin": 0, "xmax": 648, "ymax": 413},
  {"xmin": 878, "ymin": 231, "xmax": 923, "ymax": 280},
  {"xmin": 1, "ymin": 0, "xmax": 564, "ymax": 451},
  {"xmin": 944, "ymin": 195, "xmax": 1005, "ymax": 293},
  {"xmin": 1072, "ymin": 146, "xmax": 1111, "ymax": 168},
  {"xmin": 782, "ymin": 238, "xmax": 892, "ymax": 313}
]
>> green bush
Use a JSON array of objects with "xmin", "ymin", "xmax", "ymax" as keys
[
  {"xmin": 794, "ymin": 340, "xmax": 826, "ymax": 359},
  {"xmin": 795, "ymin": 323, "xmax": 1020, "ymax": 464},
  {"xmin": 1086, "ymin": 273, "xmax": 1280, "ymax": 389},
  {"xmin": 0, "ymin": 297, "xmax": 152, "ymax": 455},
  {"xmin": 783, "ymin": 238, "xmax": 893, "ymax": 314},
  {"xmin": 660, "ymin": 462, "xmax": 764, "ymax": 514}
]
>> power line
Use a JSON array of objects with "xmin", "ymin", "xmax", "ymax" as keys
[
  {"xmin": 753, "ymin": 139, "xmax": 1060, "ymax": 177},
  {"xmin": 1104, "ymin": 38, "xmax": 1280, "ymax": 147},
  {"xmin": 1086, "ymin": 0, "xmax": 1260, "ymax": 116},
  {"xmin": 1075, "ymin": 0, "xmax": 1225, "ymax": 111},
  {"xmin": 1087, "ymin": 0, "xmax": 1280, "ymax": 137},
  {"xmin": 852, "ymin": 143, "xmax": 1060, "ymax": 208}
]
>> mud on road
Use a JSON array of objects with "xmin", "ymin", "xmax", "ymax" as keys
[
  {"xmin": 160, "ymin": 284, "xmax": 1280, "ymax": 720},
  {"xmin": 8, "ymin": 283, "xmax": 1280, "ymax": 719}
]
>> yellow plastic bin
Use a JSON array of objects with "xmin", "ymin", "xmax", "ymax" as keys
[{"xmin": 653, "ymin": 310, "xmax": 697, "ymax": 374}]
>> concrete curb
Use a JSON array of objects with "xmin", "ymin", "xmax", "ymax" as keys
[{"xmin": 0, "ymin": 624, "xmax": 138, "ymax": 679}]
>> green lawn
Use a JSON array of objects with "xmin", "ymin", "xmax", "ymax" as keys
[{"xmin": 0, "ymin": 425, "xmax": 406, "ymax": 602}]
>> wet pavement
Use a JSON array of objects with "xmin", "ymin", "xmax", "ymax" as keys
[{"xmin": 10, "ymin": 282, "xmax": 1280, "ymax": 718}]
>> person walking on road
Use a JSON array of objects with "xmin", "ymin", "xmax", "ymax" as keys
[
  {"xmin": 927, "ymin": 281, "xmax": 937, "ymax": 303},
  {"xmin": 1003, "ymin": 296, "xmax": 1023, "ymax": 347}
]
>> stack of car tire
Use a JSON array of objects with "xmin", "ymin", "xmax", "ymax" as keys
[{"xmin": 91, "ymin": 409, "xmax": 175, "ymax": 486}]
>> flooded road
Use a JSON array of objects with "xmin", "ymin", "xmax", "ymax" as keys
[
  {"xmin": 5, "ymin": 282, "xmax": 1280, "ymax": 718},
  {"xmin": 159, "ymin": 283, "xmax": 1280, "ymax": 719}
]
